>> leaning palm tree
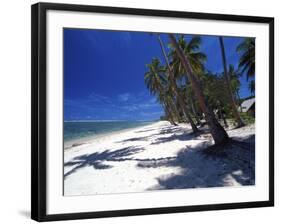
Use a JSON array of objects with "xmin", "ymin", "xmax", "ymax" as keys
[
  {"xmin": 157, "ymin": 34, "xmax": 199, "ymax": 133},
  {"xmin": 158, "ymin": 93, "xmax": 177, "ymax": 126},
  {"xmin": 181, "ymin": 84, "xmax": 202, "ymax": 126},
  {"xmin": 219, "ymin": 37, "xmax": 245, "ymax": 127},
  {"xmin": 236, "ymin": 37, "xmax": 255, "ymax": 80},
  {"xmin": 157, "ymin": 79, "xmax": 182, "ymax": 125},
  {"xmin": 144, "ymin": 58, "xmax": 167, "ymax": 98},
  {"xmin": 169, "ymin": 35, "xmax": 206, "ymax": 125},
  {"xmin": 169, "ymin": 34, "xmax": 229, "ymax": 145},
  {"xmin": 166, "ymin": 83, "xmax": 182, "ymax": 122},
  {"xmin": 144, "ymin": 58, "xmax": 179, "ymax": 125}
]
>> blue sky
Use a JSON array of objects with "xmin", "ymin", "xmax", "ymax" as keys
[{"xmin": 64, "ymin": 29, "xmax": 252, "ymax": 121}]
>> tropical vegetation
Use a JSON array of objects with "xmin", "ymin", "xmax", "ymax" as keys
[{"xmin": 144, "ymin": 34, "xmax": 255, "ymax": 145}]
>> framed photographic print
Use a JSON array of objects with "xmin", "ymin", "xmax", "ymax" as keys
[{"xmin": 31, "ymin": 2, "xmax": 274, "ymax": 222}]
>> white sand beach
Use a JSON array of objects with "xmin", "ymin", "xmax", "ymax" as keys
[{"xmin": 64, "ymin": 121, "xmax": 255, "ymax": 196}]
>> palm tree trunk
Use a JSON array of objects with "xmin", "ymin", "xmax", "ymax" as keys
[
  {"xmin": 154, "ymin": 71, "xmax": 181, "ymax": 125},
  {"xmin": 187, "ymin": 88, "xmax": 202, "ymax": 126},
  {"xmin": 169, "ymin": 34, "xmax": 229, "ymax": 145},
  {"xmin": 157, "ymin": 34, "xmax": 199, "ymax": 133},
  {"xmin": 172, "ymin": 80, "xmax": 198, "ymax": 132},
  {"xmin": 217, "ymin": 102, "xmax": 228, "ymax": 128},
  {"xmin": 219, "ymin": 37, "xmax": 245, "ymax": 128},
  {"xmin": 163, "ymin": 102, "xmax": 177, "ymax": 126},
  {"xmin": 167, "ymin": 96, "xmax": 181, "ymax": 122},
  {"xmin": 222, "ymin": 113, "xmax": 228, "ymax": 128},
  {"xmin": 235, "ymin": 89, "xmax": 242, "ymax": 112}
]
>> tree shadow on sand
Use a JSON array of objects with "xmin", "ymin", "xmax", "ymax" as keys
[
  {"xmin": 134, "ymin": 128, "xmax": 157, "ymax": 133},
  {"xmin": 150, "ymin": 132, "xmax": 200, "ymax": 145},
  {"xmin": 117, "ymin": 126, "xmax": 198, "ymax": 145},
  {"xmin": 115, "ymin": 136, "xmax": 149, "ymax": 143},
  {"xmin": 148, "ymin": 127, "xmax": 211, "ymax": 145},
  {"xmin": 158, "ymin": 126, "xmax": 186, "ymax": 134},
  {"xmin": 64, "ymin": 146, "xmax": 145, "ymax": 178},
  {"xmin": 133, "ymin": 125, "xmax": 183, "ymax": 133},
  {"xmin": 137, "ymin": 134, "xmax": 255, "ymax": 190},
  {"xmin": 64, "ymin": 145, "xmax": 177, "ymax": 179},
  {"xmin": 115, "ymin": 132, "xmax": 188, "ymax": 144}
]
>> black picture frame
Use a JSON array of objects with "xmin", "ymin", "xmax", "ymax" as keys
[{"xmin": 31, "ymin": 2, "xmax": 274, "ymax": 222}]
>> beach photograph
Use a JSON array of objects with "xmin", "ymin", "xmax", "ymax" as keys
[{"xmin": 63, "ymin": 29, "xmax": 255, "ymax": 196}]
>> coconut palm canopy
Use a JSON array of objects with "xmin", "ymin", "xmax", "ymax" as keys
[
  {"xmin": 64, "ymin": 28, "xmax": 253, "ymax": 122},
  {"xmin": 236, "ymin": 37, "xmax": 255, "ymax": 80}
]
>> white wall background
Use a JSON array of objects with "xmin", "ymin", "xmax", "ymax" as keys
[{"xmin": 0, "ymin": 0, "xmax": 279, "ymax": 223}]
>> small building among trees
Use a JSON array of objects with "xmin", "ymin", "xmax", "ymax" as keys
[{"xmin": 240, "ymin": 98, "xmax": 255, "ymax": 116}]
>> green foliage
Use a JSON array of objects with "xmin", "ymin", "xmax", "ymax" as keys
[
  {"xmin": 240, "ymin": 113, "xmax": 255, "ymax": 124},
  {"xmin": 169, "ymin": 35, "xmax": 207, "ymax": 81},
  {"xmin": 201, "ymin": 72, "xmax": 228, "ymax": 109},
  {"xmin": 236, "ymin": 38, "xmax": 255, "ymax": 80},
  {"xmin": 144, "ymin": 34, "xmax": 255, "ymax": 125},
  {"xmin": 144, "ymin": 58, "xmax": 167, "ymax": 96},
  {"xmin": 200, "ymin": 66, "xmax": 243, "ymax": 119}
]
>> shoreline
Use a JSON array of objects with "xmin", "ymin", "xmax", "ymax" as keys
[
  {"xmin": 64, "ymin": 121, "xmax": 160, "ymax": 149},
  {"xmin": 64, "ymin": 121, "xmax": 255, "ymax": 196}
]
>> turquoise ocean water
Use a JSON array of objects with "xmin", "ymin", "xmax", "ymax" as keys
[{"xmin": 64, "ymin": 120, "xmax": 155, "ymax": 145}]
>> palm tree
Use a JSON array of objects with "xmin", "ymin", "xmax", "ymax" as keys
[
  {"xmin": 144, "ymin": 58, "xmax": 179, "ymax": 125},
  {"xmin": 157, "ymin": 34, "xmax": 199, "ymax": 133},
  {"xmin": 169, "ymin": 35, "xmax": 206, "ymax": 125},
  {"xmin": 144, "ymin": 58, "xmax": 165, "ymax": 94},
  {"xmin": 169, "ymin": 34, "xmax": 229, "ymax": 145},
  {"xmin": 236, "ymin": 38, "xmax": 255, "ymax": 80},
  {"xmin": 181, "ymin": 84, "xmax": 202, "ymax": 126},
  {"xmin": 229, "ymin": 64, "xmax": 242, "ymax": 107},
  {"xmin": 157, "ymin": 85, "xmax": 182, "ymax": 125},
  {"xmin": 248, "ymin": 80, "xmax": 255, "ymax": 96},
  {"xmin": 170, "ymin": 35, "xmax": 207, "ymax": 75},
  {"xmin": 219, "ymin": 37, "xmax": 245, "ymax": 128},
  {"xmin": 167, "ymin": 84, "xmax": 183, "ymax": 122},
  {"xmin": 157, "ymin": 92, "xmax": 177, "ymax": 126}
]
